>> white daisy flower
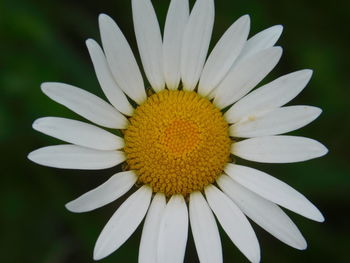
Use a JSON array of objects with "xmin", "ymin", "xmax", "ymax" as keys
[{"xmin": 28, "ymin": 0, "xmax": 328, "ymax": 262}]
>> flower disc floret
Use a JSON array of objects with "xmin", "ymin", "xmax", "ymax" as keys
[{"xmin": 124, "ymin": 90, "xmax": 231, "ymax": 196}]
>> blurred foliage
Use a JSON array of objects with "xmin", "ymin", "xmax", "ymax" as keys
[{"xmin": 0, "ymin": 0, "xmax": 349, "ymax": 262}]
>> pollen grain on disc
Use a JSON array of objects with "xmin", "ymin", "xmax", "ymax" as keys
[{"xmin": 124, "ymin": 90, "xmax": 231, "ymax": 197}]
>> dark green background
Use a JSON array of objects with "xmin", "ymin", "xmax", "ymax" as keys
[{"xmin": 1, "ymin": 0, "xmax": 349, "ymax": 262}]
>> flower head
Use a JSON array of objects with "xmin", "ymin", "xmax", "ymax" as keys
[{"xmin": 28, "ymin": 0, "xmax": 328, "ymax": 262}]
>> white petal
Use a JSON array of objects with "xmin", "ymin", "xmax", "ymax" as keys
[
  {"xmin": 217, "ymin": 175, "xmax": 307, "ymax": 250},
  {"xmin": 181, "ymin": 0, "xmax": 214, "ymax": 91},
  {"xmin": 214, "ymin": 47, "xmax": 282, "ymax": 109},
  {"xmin": 28, "ymin": 145, "xmax": 125, "ymax": 170},
  {"xmin": 86, "ymin": 39, "xmax": 134, "ymax": 116},
  {"xmin": 230, "ymin": 106, "xmax": 322, "ymax": 138},
  {"xmin": 224, "ymin": 70, "xmax": 313, "ymax": 123},
  {"xmin": 41, "ymin": 82, "xmax": 128, "ymax": 129},
  {"xmin": 236, "ymin": 25, "xmax": 283, "ymax": 63},
  {"xmin": 139, "ymin": 193, "xmax": 166, "ymax": 263},
  {"xmin": 33, "ymin": 117, "xmax": 124, "ymax": 151},
  {"xmin": 93, "ymin": 185, "xmax": 152, "ymax": 260},
  {"xmin": 189, "ymin": 191, "xmax": 222, "ymax": 263},
  {"xmin": 163, "ymin": 0, "xmax": 189, "ymax": 90},
  {"xmin": 99, "ymin": 14, "xmax": 147, "ymax": 104},
  {"xmin": 232, "ymin": 136, "xmax": 328, "ymax": 163},
  {"xmin": 132, "ymin": 0, "xmax": 165, "ymax": 92},
  {"xmin": 158, "ymin": 195, "xmax": 188, "ymax": 263},
  {"xmin": 225, "ymin": 164, "xmax": 324, "ymax": 222},
  {"xmin": 65, "ymin": 171, "xmax": 137, "ymax": 213},
  {"xmin": 198, "ymin": 15, "xmax": 250, "ymax": 97},
  {"xmin": 205, "ymin": 185, "xmax": 260, "ymax": 263}
]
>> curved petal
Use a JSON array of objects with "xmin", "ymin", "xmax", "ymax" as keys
[
  {"xmin": 230, "ymin": 106, "xmax": 322, "ymax": 138},
  {"xmin": 163, "ymin": 0, "xmax": 189, "ymax": 90},
  {"xmin": 41, "ymin": 82, "xmax": 128, "ymax": 129},
  {"xmin": 86, "ymin": 39, "xmax": 134, "ymax": 116},
  {"xmin": 232, "ymin": 136, "xmax": 328, "ymax": 163},
  {"xmin": 205, "ymin": 185, "xmax": 260, "ymax": 263},
  {"xmin": 225, "ymin": 164, "xmax": 324, "ymax": 222},
  {"xmin": 93, "ymin": 185, "xmax": 152, "ymax": 260},
  {"xmin": 224, "ymin": 70, "xmax": 313, "ymax": 123},
  {"xmin": 213, "ymin": 47, "xmax": 283, "ymax": 109},
  {"xmin": 181, "ymin": 0, "xmax": 215, "ymax": 91},
  {"xmin": 236, "ymin": 25, "xmax": 283, "ymax": 62},
  {"xmin": 99, "ymin": 14, "xmax": 147, "ymax": 104},
  {"xmin": 198, "ymin": 15, "xmax": 250, "ymax": 97},
  {"xmin": 217, "ymin": 174, "xmax": 307, "ymax": 250},
  {"xmin": 28, "ymin": 145, "xmax": 125, "ymax": 170},
  {"xmin": 33, "ymin": 117, "xmax": 124, "ymax": 151},
  {"xmin": 65, "ymin": 171, "xmax": 137, "ymax": 213},
  {"xmin": 190, "ymin": 191, "xmax": 222, "ymax": 263},
  {"xmin": 158, "ymin": 195, "xmax": 188, "ymax": 263},
  {"xmin": 132, "ymin": 0, "xmax": 165, "ymax": 92},
  {"xmin": 139, "ymin": 193, "xmax": 166, "ymax": 263}
]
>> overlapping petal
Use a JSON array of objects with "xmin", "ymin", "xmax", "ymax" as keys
[
  {"xmin": 139, "ymin": 193, "xmax": 166, "ymax": 263},
  {"xmin": 158, "ymin": 195, "xmax": 188, "ymax": 263},
  {"xmin": 33, "ymin": 117, "xmax": 124, "ymax": 150},
  {"xmin": 163, "ymin": 0, "xmax": 189, "ymax": 90},
  {"xmin": 224, "ymin": 70, "xmax": 313, "ymax": 123},
  {"xmin": 28, "ymin": 145, "xmax": 125, "ymax": 170},
  {"xmin": 205, "ymin": 185, "xmax": 260, "ymax": 263},
  {"xmin": 66, "ymin": 171, "xmax": 137, "ymax": 213},
  {"xmin": 41, "ymin": 82, "xmax": 128, "ymax": 129},
  {"xmin": 93, "ymin": 186, "xmax": 152, "ymax": 260},
  {"xmin": 132, "ymin": 0, "xmax": 165, "ymax": 92},
  {"xmin": 99, "ymin": 14, "xmax": 147, "ymax": 104},
  {"xmin": 225, "ymin": 164, "xmax": 324, "ymax": 221},
  {"xmin": 86, "ymin": 39, "xmax": 134, "ymax": 116},
  {"xmin": 217, "ymin": 175, "xmax": 307, "ymax": 250},
  {"xmin": 190, "ymin": 191, "xmax": 222, "ymax": 263},
  {"xmin": 230, "ymin": 106, "xmax": 322, "ymax": 138},
  {"xmin": 213, "ymin": 47, "xmax": 282, "ymax": 109},
  {"xmin": 198, "ymin": 15, "xmax": 250, "ymax": 97},
  {"xmin": 181, "ymin": 0, "xmax": 215, "ymax": 91},
  {"xmin": 232, "ymin": 136, "xmax": 328, "ymax": 163}
]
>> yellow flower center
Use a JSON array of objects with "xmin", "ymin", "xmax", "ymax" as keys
[{"xmin": 124, "ymin": 90, "xmax": 231, "ymax": 197}]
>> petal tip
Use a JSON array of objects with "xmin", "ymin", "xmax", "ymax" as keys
[
  {"xmin": 27, "ymin": 151, "xmax": 35, "ymax": 162},
  {"xmin": 297, "ymin": 240, "xmax": 308, "ymax": 250},
  {"xmin": 85, "ymin": 38, "xmax": 95, "ymax": 47},
  {"xmin": 274, "ymin": 24, "xmax": 284, "ymax": 33},
  {"xmin": 65, "ymin": 202, "xmax": 79, "ymax": 213}
]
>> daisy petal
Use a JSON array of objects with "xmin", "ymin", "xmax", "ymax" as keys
[
  {"xmin": 225, "ymin": 164, "xmax": 324, "ymax": 222},
  {"xmin": 158, "ymin": 195, "xmax": 188, "ymax": 263},
  {"xmin": 237, "ymin": 25, "xmax": 283, "ymax": 62},
  {"xmin": 198, "ymin": 15, "xmax": 250, "ymax": 97},
  {"xmin": 190, "ymin": 191, "xmax": 222, "ymax": 263},
  {"xmin": 217, "ymin": 175, "xmax": 307, "ymax": 250},
  {"xmin": 86, "ymin": 39, "xmax": 134, "ymax": 116},
  {"xmin": 139, "ymin": 193, "xmax": 166, "ymax": 263},
  {"xmin": 33, "ymin": 117, "xmax": 124, "ymax": 151},
  {"xmin": 41, "ymin": 82, "xmax": 128, "ymax": 129},
  {"xmin": 232, "ymin": 136, "xmax": 328, "ymax": 163},
  {"xmin": 132, "ymin": 0, "xmax": 165, "ymax": 92},
  {"xmin": 99, "ymin": 14, "xmax": 147, "ymax": 104},
  {"xmin": 224, "ymin": 70, "xmax": 313, "ymax": 123},
  {"xmin": 163, "ymin": 0, "xmax": 189, "ymax": 90},
  {"xmin": 93, "ymin": 185, "xmax": 152, "ymax": 260},
  {"xmin": 230, "ymin": 106, "xmax": 322, "ymax": 138},
  {"xmin": 65, "ymin": 171, "xmax": 137, "ymax": 213},
  {"xmin": 181, "ymin": 0, "xmax": 215, "ymax": 91},
  {"xmin": 28, "ymin": 145, "xmax": 125, "ymax": 170},
  {"xmin": 214, "ymin": 47, "xmax": 283, "ymax": 109},
  {"xmin": 205, "ymin": 185, "xmax": 260, "ymax": 263}
]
